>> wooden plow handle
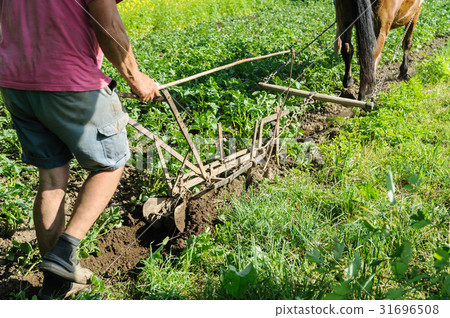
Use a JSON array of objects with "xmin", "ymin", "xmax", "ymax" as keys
[{"xmin": 259, "ymin": 83, "xmax": 374, "ymax": 111}]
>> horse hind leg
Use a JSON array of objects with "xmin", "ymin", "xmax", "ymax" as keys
[
  {"xmin": 398, "ymin": 28, "xmax": 413, "ymax": 80},
  {"xmin": 399, "ymin": 7, "xmax": 421, "ymax": 81}
]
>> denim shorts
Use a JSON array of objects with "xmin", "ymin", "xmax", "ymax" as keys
[{"xmin": 0, "ymin": 82, "xmax": 130, "ymax": 171}]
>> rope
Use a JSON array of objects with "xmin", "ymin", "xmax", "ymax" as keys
[{"xmin": 263, "ymin": 20, "xmax": 337, "ymax": 84}]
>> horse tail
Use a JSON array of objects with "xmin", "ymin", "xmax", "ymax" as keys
[{"xmin": 354, "ymin": 0, "xmax": 376, "ymax": 99}]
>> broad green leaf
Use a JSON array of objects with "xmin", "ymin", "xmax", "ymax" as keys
[
  {"xmin": 434, "ymin": 247, "xmax": 450, "ymax": 268},
  {"xmin": 433, "ymin": 247, "xmax": 450, "ymax": 261},
  {"xmin": 386, "ymin": 170, "xmax": 396, "ymax": 204},
  {"xmin": 392, "ymin": 261, "xmax": 408, "ymax": 277},
  {"xmin": 19, "ymin": 242, "xmax": 32, "ymax": 254},
  {"xmin": 410, "ymin": 210, "xmax": 431, "ymax": 229},
  {"xmin": 400, "ymin": 241, "xmax": 413, "ymax": 263},
  {"xmin": 333, "ymin": 280, "xmax": 351, "ymax": 296},
  {"xmin": 392, "ymin": 241, "xmax": 413, "ymax": 263},
  {"xmin": 405, "ymin": 174, "xmax": 420, "ymax": 191},
  {"xmin": 345, "ymin": 253, "xmax": 361, "ymax": 278},
  {"xmin": 411, "ymin": 210, "xmax": 431, "ymax": 229},
  {"xmin": 391, "ymin": 242, "xmax": 413, "ymax": 277},
  {"xmin": 6, "ymin": 252, "xmax": 15, "ymax": 261},
  {"xmin": 332, "ymin": 240, "xmax": 345, "ymax": 260},
  {"xmin": 407, "ymin": 274, "xmax": 427, "ymax": 284},
  {"xmin": 238, "ymin": 263, "xmax": 253, "ymax": 277},
  {"xmin": 386, "ymin": 288, "xmax": 404, "ymax": 299},
  {"xmin": 222, "ymin": 266, "xmax": 240, "ymax": 297},
  {"xmin": 408, "ymin": 173, "xmax": 421, "ymax": 186},
  {"xmin": 79, "ymin": 250, "xmax": 90, "ymax": 259},
  {"xmin": 369, "ymin": 261, "xmax": 384, "ymax": 271},
  {"xmin": 239, "ymin": 264, "xmax": 258, "ymax": 288},
  {"xmin": 221, "ymin": 263, "xmax": 258, "ymax": 298},
  {"xmin": 306, "ymin": 249, "xmax": 323, "ymax": 264}
]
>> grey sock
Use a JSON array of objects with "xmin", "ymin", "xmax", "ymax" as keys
[{"xmin": 47, "ymin": 232, "xmax": 81, "ymax": 264}]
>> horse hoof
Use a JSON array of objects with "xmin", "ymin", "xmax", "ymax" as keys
[
  {"xmin": 398, "ymin": 73, "xmax": 411, "ymax": 81},
  {"xmin": 343, "ymin": 78, "xmax": 354, "ymax": 88},
  {"xmin": 340, "ymin": 88, "xmax": 356, "ymax": 100},
  {"xmin": 358, "ymin": 91, "xmax": 369, "ymax": 101}
]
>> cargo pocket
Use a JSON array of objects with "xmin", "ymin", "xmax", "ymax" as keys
[{"xmin": 97, "ymin": 114, "xmax": 129, "ymax": 166}]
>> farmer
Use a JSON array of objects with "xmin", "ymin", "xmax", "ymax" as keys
[{"xmin": 0, "ymin": 0, "xmax": 159, "ymax": 298}]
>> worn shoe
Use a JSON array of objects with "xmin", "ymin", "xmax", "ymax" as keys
[
  {"xmin": 40, "ymin": 252, "xmax": 93, "ymax": 284},
  {"xmin": 38, "ymin": 280, "xmax": 90, "ymax": 300}
]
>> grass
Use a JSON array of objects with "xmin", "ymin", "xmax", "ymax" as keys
[
  {"xmin": 118, "ymin": 0, "xmax": 270, "ymax": 38},
  {"xmin": 0, "ymin": 0, "xmax": 449, "ymax": 300}
]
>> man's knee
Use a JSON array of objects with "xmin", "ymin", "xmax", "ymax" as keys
[{"xmin": 38, "ymin": 164, "xmax": 70, "ymax": 190}]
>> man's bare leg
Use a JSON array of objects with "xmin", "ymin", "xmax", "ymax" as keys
[
  {"xmin": 65, "ymin": 166, "xmax": 124, "ymax": 240},
  {"xmin": 34, "ymin": 164, "xmax": 70, "ymax": 257},
  {"xmin": 38, "ymin": 165, "xmax": 124, "ymax": 297},
  {"xmin": 34, "ymin": 164, "xmax": 124, "ymax": 255},
  {"xmin": 40, "ymin": 166, "xmax": 124, "ymax": 284}
]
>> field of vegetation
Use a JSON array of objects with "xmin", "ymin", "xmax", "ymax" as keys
[{"xmin": 0, "ymin": 0, "xmax": 449, "ymax": 300}]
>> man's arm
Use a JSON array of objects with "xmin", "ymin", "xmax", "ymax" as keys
[{"xmin": 87, "ymin": 0, "xmax": 158, "ymax": 102}]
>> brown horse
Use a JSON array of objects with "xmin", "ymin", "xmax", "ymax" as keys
[{"xmin": 334, "ymin": 0, "xmax": 423, "ymax": 100}]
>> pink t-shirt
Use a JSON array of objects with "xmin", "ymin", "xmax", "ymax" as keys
[{"xmin": 0, "ymin": 0, "xmax": 121, "ymax": 91}]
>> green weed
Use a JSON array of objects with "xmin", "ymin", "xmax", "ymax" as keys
[
  {"xmin": 0, "ymin": 155, "xmax": 35, "ymax": 238},
  {"xmin": 5, "ymin": 241, "xmax": 40, "ymax": 276},
  {"xmin": 77, "ymin": 206, "xmax": 123, "ymax": 259}
]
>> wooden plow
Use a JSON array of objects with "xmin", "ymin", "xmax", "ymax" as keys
[
  {"xmin": 122, "ymin": 87, "xmax": 291, "ymax": 232},
  {"xmin": 118, "ymin": 49, "xmax": 374, "ymax": 233}
]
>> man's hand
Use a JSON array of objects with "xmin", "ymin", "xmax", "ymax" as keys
[
  {"xmin": 129, "ymin": 72, "xmax": 159, "ymax": 102},
  {"xmin": 88, "ymin": 0, "xmax": 159, "ymax": 101}
]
